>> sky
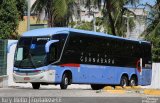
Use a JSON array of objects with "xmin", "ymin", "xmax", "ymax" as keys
[
  {"xmin": 125, "ymin": 0, "xmax": 156, "ymax": 8},
  {"xmin": 140, "ymin": 0, "xmax": 156, "ymax": 6}
]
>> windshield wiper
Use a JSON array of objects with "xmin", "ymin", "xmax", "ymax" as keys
[
  {"xmin": 18, "ymin": 53, "xmax": 36, "ymax": 68},
  {"xmin": 17, "ymin": 53, "xmax": 37, "ymax": 68},
  {"xmin": 28, "ymin": 53, "xmax": 37, "ymax": 68},
  {"xmin": 18, "ymin": 59, "xmax": 23, "ymax": 68},
  {"xmin": 18, "ymin": 57, "xmax": 26, "ymax": 68}
]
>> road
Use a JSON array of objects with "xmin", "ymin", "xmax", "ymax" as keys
[{"xmin": 0, "ymin": 84, "xmax": 160, "ymax": 103}]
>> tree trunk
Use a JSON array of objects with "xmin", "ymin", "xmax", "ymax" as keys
[
  {"xmin": 48, "ymin": 12, "xmax": 54, "ymax": 27},
  {"xmin": 106, "ymin": 0, "xmax": 116, "ymax": 35}
]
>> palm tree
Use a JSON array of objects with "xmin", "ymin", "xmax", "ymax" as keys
[
  {"xmin": 143, "ymin": 0, "xmax": 160, "ymax": 37},
  {"xmin": 54, "ymin": 0, "xmax": 80, "ymax": 26},
  {"xmin": 84, "ymin": 0, "xmax": 139, "ymax": 36},
  {"xmin": 142, "ymin": 0, "xmax": 160, "ymax": 61},
  {"xmin": 31, "ymin": 0, "xmax": 79, "ymax": 27}
]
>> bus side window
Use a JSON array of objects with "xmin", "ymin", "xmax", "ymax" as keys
[
  {"xmin": 67, "ymin": 36, "xmax": 79, "ymax": 53},
  {"xmin": 48, "ymin": 44, "xmax": 57, "ymax": 63}
]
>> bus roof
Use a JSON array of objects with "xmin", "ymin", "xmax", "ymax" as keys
[{"xmin": 22, "ymin": 27, "xmax": 150, "ymax": 44}]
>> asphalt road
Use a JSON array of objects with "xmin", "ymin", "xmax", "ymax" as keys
[{"xmin": 0, "ymin": 84, "xmax": 160, "ymax": 103}]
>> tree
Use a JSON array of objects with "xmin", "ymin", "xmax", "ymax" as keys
[
  {"xmin": 31, "ymin": 0, "xmax": 79, "ymax": 27},
  {"xmin": 16, "ymin": 0, "xmax": 27, "ymax": 20},
  {"xmin": 142, "ymin": 0, "xmax": 160, "ymax": 62},
  {"xmin": 0, "ymin": 0, "xmax": 19, "ymax": 39},
  {"xmin": 84, "ymin": 0, "xmax": 138, "ymax": 36},
  {"xmin": 75, "ymin": 21, "xmax": 92, "ymax": 30}
]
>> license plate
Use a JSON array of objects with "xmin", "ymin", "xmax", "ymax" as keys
[{"xmin": 24, "ymin": 77, "xmax": 30, "ymax": 80}]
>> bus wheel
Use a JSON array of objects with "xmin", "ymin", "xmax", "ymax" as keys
[
  {"xmin": 120, "ymin": 76, "xmax": 128, "ymax": 87},
  {"xmin": 91, "ymin": 84, "xmax": 104, "ymax": 90},
  {"xmin": 32, "ymin": 83, "xmax": 40, "ymax": 89},
  {"xmin": 60, "ymin": 73, "xmax": 69, "ymax": 89},
  {"xmin": 129, "ymin": 76, "xmax": 138, "ymax": 86}
]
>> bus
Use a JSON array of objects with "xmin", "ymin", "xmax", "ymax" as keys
[{"xmin": 12, "ymin": 28, "xmax": 152, "ymax": 90}]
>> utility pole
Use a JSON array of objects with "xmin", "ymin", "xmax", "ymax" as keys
[
  {"xmin": 27, "ymin": 0, "xmax": 31, "ymax": 31},
  {"xmin": 90, "ymin": 5, "xmax": 96, "ymax": 32},
  {"xmin": 126, "ymin": 17, "xmax": 130, "ymax": 38},
  {"xmin": 93, "ymin": 13, "xmax": 96, "ymax": 32}
]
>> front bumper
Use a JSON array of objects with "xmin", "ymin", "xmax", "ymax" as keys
[{"xmin": 13, "ymin": 70, "xmax": 56, "ymax": 83}]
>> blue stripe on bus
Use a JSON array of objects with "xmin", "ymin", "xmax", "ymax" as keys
[
  {"xmin": 51, "ymin": 64, "xmax": 152, "ymax": 85},
  {"xmin": 14, "ymin": 64, "xmax": 151, "ymax": 85}
]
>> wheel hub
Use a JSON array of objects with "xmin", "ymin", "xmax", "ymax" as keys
[
  {"xmin": 122, "ymin": 79, "xmax": 127, "ymax": 87},
  {"xmin": 130, "ymin": 80, "xmax": 135, "ymax": 86},
  {"xmin": 64, "ymin": 77, "xmax": 68, "ymax": 85}
]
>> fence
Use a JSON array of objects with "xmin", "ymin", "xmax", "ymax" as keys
[
  {"xmin": 0, "ymin": 40, "xmax": 7, "ymax": 76},
  {"xmin": 0, "ymin": 39, "xmax": 8, "ymax": 87}
]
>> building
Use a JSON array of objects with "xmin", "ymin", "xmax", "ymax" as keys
[
  {"xmin": 75, "ymin": 5, "xmax": 102, "ymax": 22},
  {"xmin": 127, "ymin": 8, "xmax": 148, "ymax": 39}
]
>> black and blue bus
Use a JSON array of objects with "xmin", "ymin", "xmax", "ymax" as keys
[{"xmin": 12, "ymin": 28, "xmax": 152, "ymax": 90}]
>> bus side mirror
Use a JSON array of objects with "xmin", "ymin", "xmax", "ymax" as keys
[
  {"xmin": 7, "ymin": 41, "xmax": 18, "ymax": 53},
  {"xmin": 45, "ymin": 40, "xmax": 59, "ymax": 53}
]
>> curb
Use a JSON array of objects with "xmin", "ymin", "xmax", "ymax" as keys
[
  {"xmin": 144, "ymin": 89, "xmax": 160, "ymax": 96},
  {"xmin": 103, "ymin": 86, "xmax": 126, "ymax": 94},
  {"xmin": 131, "ymin": 86, "xmax": 141, "ymax": 89},
  {"xmin": 123, "ymin": 86, "xmax": 132, "ymax": 90},
  {"xmin": 115, "ymin": 86, "xmax": 123, "ymax": 90},
  {"xmin": 103, "ymin": 86, "xmax": 114, "ymax": 90},
  {"xmin": 103, "ymin": 86, "xmax": 160, "ymax": 96},
  {"xmin": 104, "ymin": 90, "xmax": 126, "ymax": 94}
]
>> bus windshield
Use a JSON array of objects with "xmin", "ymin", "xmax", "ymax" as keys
[{"xmin": 14, "ymin": 37, "xmax": 50, "ymax": 68}]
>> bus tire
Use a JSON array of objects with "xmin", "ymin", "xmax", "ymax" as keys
[
  {"xmin": 91, "ymin": 84, "xmax": 104, "ymax": 90},
  {"xmin": 120, "ymin": 76, "xmax": 128, "ymax": 87},
  {"xmin": 129, "ymin": 76, "xmax": 138, "ymax": 86},
  {"xmin": 32, "ymin": 83, "xmax": 40, "ymax": 89},
  {"xmin": 60, "ymin": 73, "xmax": 69, "ymax": 89}
]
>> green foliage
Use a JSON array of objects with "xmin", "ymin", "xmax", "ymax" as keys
[
  {"xmin": 16, "ymin": 0, "xmax": 27, "ymax": 20},
  {"xmin": 143, "ymin": 0, "xmax": 160, "ymax": 62},
  {"xmin": 95, "ymin": 17, "xmax": 110, "ymax": 33},
  {"xmin": 145, "ymin": 23, "xmax": 160, "ymax": 62},
  {"xmin": 68, "ymin": 22, "xmax": 76, "ymax": 28},
  {"xmin": 84, "ymin": 0, "xmax": 138, "ymax": 36},
  {"xmin": 75, "ymin": 21, "xmax": 92, "ymax": 31},
  {"xmin": 0, "ymin": 0, "xmax": 19, "ymax": 39},
  {"xmin": 31, "ymin": 0, "xmax": 79, "ymax": 27}
]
